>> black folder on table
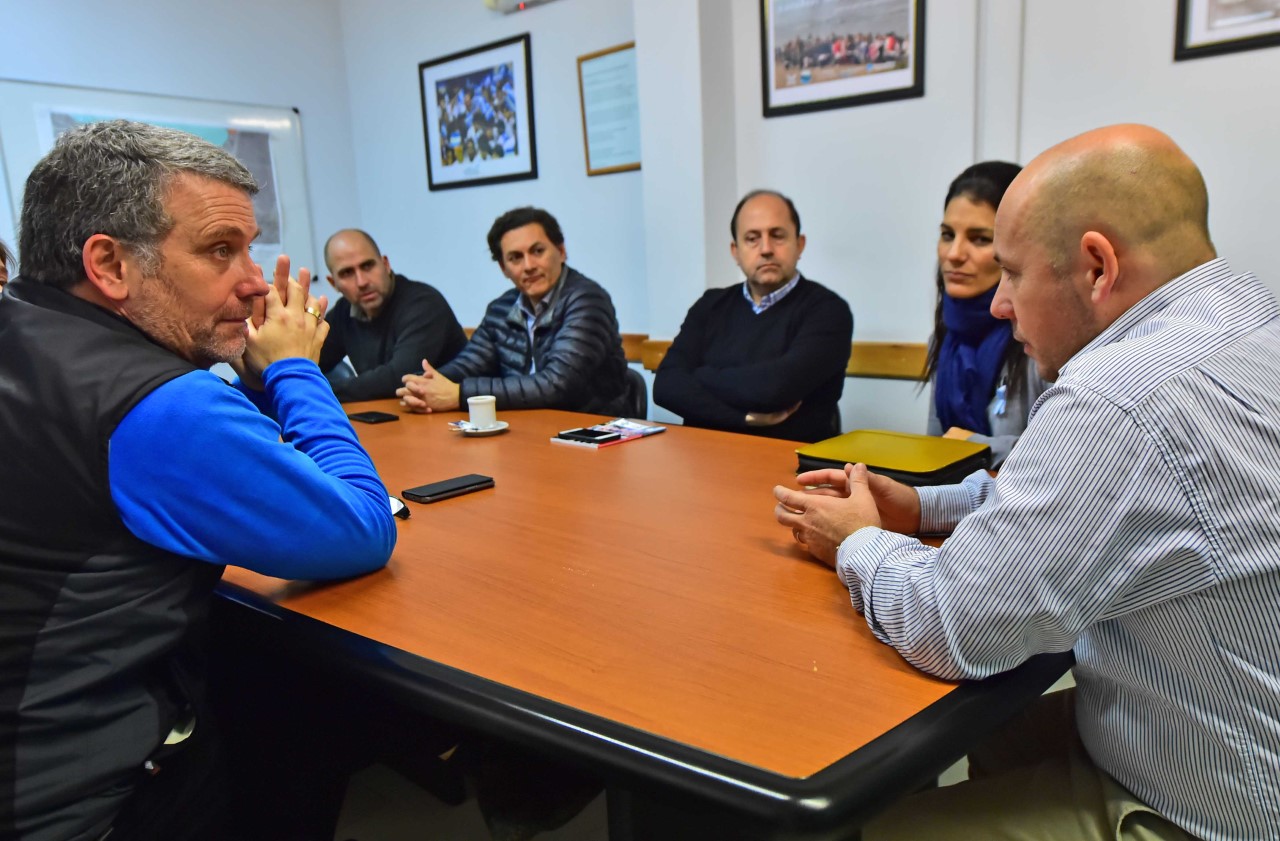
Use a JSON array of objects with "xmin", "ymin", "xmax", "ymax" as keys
[{"xmin": 795, "ymin": 429, "xmax": 991, "ymax": 486}]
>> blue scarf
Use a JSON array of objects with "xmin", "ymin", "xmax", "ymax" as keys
[{"xmin": 934, "ymin": 286, "xmax": 1011, "ymax": 436}]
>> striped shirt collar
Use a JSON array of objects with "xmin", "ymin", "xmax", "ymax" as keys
[
  {"xmin": 1060, "ymin": 257, "xmax": 1231, "ymax": 380},
  {"xmin": 742, "ymin": 273, "xmax": 801, "ymax": 314}
]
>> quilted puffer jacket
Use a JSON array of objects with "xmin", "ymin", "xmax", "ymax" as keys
[{"xmin": 438, "ymin": 266, "xmax": 632, "ymax": 414}]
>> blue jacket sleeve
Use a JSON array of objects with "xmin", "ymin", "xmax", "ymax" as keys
[{"xmin": 109, "ymin": 359, "xmax": 396, "ymax": 579}]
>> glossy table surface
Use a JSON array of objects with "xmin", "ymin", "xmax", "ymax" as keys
[{"xmin": 220, "ymin": 401, "xmax": 1070, "ymax": 836}]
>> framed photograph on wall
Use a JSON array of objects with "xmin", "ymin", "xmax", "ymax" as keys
[
  {"xmin": 418, "ymin": 33, "xmax": 537, "ymax": 190},
  {"xmin": 1176, "ymin": 0, "xmax": 1280, "ymax": 61},
  {"xmin": 760, "ymin": 0, "xmax": 925, "ymax": 118}
]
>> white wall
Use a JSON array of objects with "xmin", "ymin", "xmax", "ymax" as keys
[
  {"xmin": 718, "ymin": 1, "xmax": 985, "ymax": 432},
  {"xmin": 1019, "ymin": 0, "xmax": 1280, "ymax": 295},
  {"xmin": 0, "ymin": 0, "xmax": 358, "ymax": 280},
  {"xmin": 336, "ymin": 0, "xmax": 647, "ymax": 331},
  {"xmin": 728, "ymin": 1, "xmax": 977, "ymax": 347},
  {"xmin": 703, "ymin": 0, "xmax": 1280, "ymax": 432},
  {"xmin": 632, "ymin": 0, "xmax": 718, "ymax": 339},
  {"xmin": 5, "ymin": 0, "xmax": 1277, "ymax": 431}
]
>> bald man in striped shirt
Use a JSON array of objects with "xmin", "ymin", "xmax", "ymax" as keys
[{"xmin": 777, "ymin": 125, "xmax": 1280, "ymax": 841}]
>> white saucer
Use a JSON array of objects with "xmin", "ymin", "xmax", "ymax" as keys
[{"xmin": 461, "ymin": 420, "xmax": 509, "ymax": 437}]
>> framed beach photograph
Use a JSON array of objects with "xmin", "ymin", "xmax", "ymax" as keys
[
  {"xmin": 760, "ymin": 0, "xmax": 925, "ymax": 118},
  {"xmin": 1176, "ymin": 0, "xmax": 1280, "ymax": 61},
  {"xmin": 418, "ymin": 33, "xmax": 537, "ymax": 191}
]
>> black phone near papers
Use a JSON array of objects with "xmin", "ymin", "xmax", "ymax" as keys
[
  {"xmin": 402, "ymin": 474, "xmax": 494, "ymax": 504},
  {"xmin": 348, "ymin": 411, "xmax": 399, "ymax": 424},
  {"xmin": 556, "ymin": 427, "xmax": 623, "ymax": 444},
  {"xmin": 550, "ymin": 418, "xmax": 667, "ymax": 449}
]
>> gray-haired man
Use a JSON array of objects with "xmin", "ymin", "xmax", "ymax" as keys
[{"xmin": 0, "ymin": 120, "xmax": 395, "ymax": 840}]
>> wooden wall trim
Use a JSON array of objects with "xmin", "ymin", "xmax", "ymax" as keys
[
  {"xmin": 640, "ymin": 339, "xmax": 927, "ymax": 381},
  {"xmin": 846, "ymin": 342, "xmax": 928, "ymax": 380},
  {"xmin": 462, "ymin": 331, "xmax": 927, "ymax": 380},
  {"xmin": 461, "ymin": 329, "xmax": 644, "ymax": 364},
  {"xmin": 620, "ymin": 333, "xmax": 646, "ymax": 364},
  {"xmin": 640, "ymin": 339, "xmax": 669, "ymax": 372}
]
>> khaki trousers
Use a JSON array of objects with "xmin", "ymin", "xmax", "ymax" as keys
[{"xmin": 864, "ymin": 689, "xmax": 1199, "ymax": 841}]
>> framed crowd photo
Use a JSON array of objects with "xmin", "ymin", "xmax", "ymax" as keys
[
  {"xmin": 760, "ymin": 0, "xmax": 925, "ymax": 118},
  {"xmin": 419, "ymin": 33, "xmax": 537, "ymax": 191},
  {"xmin": 1175, "ymin": 0, "xmax": 1280, "ymax": 61}
]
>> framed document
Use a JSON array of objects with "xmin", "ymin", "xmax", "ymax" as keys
[
  {"xmin": 576, "ymin": 42, "xmax": 641, "ymax": 176},
  {"xmin": 419, "ymin": 33, "xmax": 537, "ymax": 191}
]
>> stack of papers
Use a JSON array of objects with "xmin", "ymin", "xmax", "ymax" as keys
[{"xmin": 551, "ymin": 418, "xmax": 666, "ymax": 449}]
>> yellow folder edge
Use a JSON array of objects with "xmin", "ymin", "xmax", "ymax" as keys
[{"xmin": 796, "ymin": 429, "xmax": 990, "ymax": 473}]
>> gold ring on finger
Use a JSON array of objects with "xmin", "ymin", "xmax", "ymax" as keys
[{"xmin": 304, "ymin": 306, "xmax": 323, "ymax": 322}]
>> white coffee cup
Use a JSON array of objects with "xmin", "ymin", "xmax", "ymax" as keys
[{"xmin": 467, "ymin": 395, "xmax": 498, "ymax": 429}]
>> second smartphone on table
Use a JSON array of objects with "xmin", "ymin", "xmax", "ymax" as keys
[{"xmin": 402, "ymin": 474, "xmax": 494, "ymax": 503}]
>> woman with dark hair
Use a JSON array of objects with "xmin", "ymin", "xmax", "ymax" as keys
[
  {"xmin": 0, "ymin": 238, "xmax": 11, "ymax": 290},
  {"xmin": 925, "ymin": 161, "xmax": 1048, "ymax": 466}
]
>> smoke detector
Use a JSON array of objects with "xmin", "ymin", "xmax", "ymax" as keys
[{"xmin": 484, "ymin": 0, "xmax": 562, "ymax": 13}]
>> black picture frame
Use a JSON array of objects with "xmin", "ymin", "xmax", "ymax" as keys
[
  {"xmin": 760, "ymin": 0, "xmax": 925, "ymax": 119},
  {"xmin": 418, "ymin": 33, "xmax": 537, "ymax": 191},
  {"xmin": 1175, "ymin": 0, "xmax": 1280, "ymax": 62}
]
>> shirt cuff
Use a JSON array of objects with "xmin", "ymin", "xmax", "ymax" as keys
[
  {"xmin": 916, "ymin": 469, "xmax": 989, "ymax": 534},
  {"xmin": 835, "ymin": 526, "xmax": 890, "ymax": 612},
  {"xmin": 836, "ymin": 526, "xmax": 925, "ymax": 640}
]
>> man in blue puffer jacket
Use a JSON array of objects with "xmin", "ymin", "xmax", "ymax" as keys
[{"xmin": 397, "ymin": 206, "xmax": 633, "ymax": 415}]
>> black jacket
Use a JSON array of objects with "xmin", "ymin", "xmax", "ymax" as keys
[
  {"xmin": 439, "ymin": 267, "xmax": 631, "ymax": 414},
  {"xmin": 0, "ymin": 280, "xmax": 222, "ymax": 841},
  {"xmin": 318, "ymin": 273, "xmax": 467, "ymax": 402}
]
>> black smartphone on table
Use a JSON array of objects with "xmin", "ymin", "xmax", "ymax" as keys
[
  {"xmin": 348, "ymin": 411, "xmax": 399, "ymax": 424},
  {"xmin": 402, "ymin": 474, "xmax": 495, "ymax": 504},
  {"xmin": 556, "ymin": 427, "xmax": 622, "ymax": 444}
]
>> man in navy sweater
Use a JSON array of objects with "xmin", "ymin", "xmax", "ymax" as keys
[{"xmin": 653, "ymin": 190, "xmax": 854, "ymax": 442}]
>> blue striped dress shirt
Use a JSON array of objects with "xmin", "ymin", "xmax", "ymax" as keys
[{"xmin": 837, "ymin": 259, "xmax": 1280, "ymax": 840}]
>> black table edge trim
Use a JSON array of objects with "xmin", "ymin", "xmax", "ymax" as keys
[{"xmin": 216, "ymin": 583, "xmax": 1073, "ymax": 832}]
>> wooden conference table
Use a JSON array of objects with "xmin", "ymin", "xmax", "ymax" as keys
[{"xmin": 218, "ymin": 401, "xmax": 1071, "ymax": 840}]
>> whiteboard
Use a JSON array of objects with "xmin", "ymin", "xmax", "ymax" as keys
[{"xmin": 0, "ymin": 79, "xmax": 314, "ymax": 273}]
